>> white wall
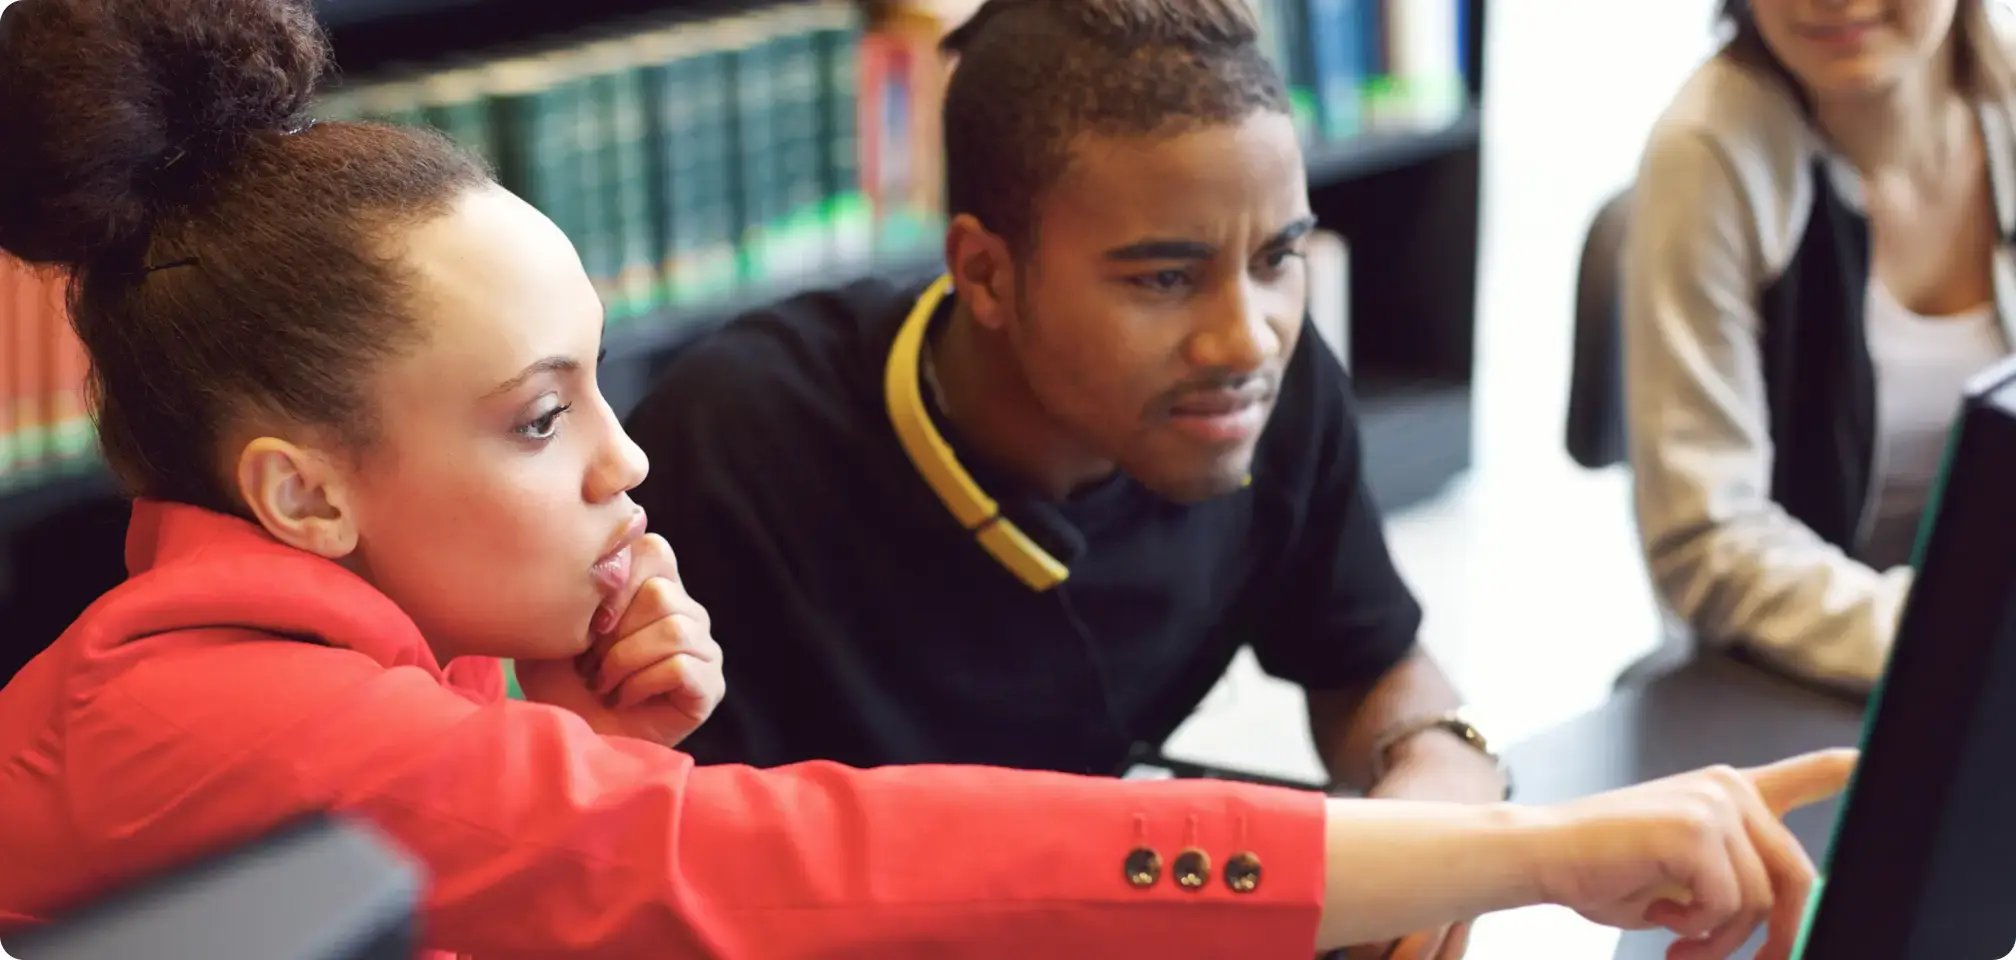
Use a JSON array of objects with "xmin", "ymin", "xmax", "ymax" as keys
[{"xmin": 1472, "ymin": 0, "xmax": 1724, "ymax": 478}]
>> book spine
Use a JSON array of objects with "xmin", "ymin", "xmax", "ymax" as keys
[
  {"xmin": 1308, "ymin": 0, "xmax": 1367, "ymax": 141},
  {"xmin": 1386, "ymin": 0, "xmax": 1463, "ymax": 127},
  {"xmin": 1363, "ymin": 0, "xmax": 1398, "ymax": 130},
  {"xmin": 9, "ymin": 259, "xmax": 50, "ymax": 481},
  {"xmin": 491, "ymin": 62, "xmax": 587, "ymax": 297},
  {"xmin": 1277, "ymin": 0, "xmax": 1318, "ymax": 140},
  {"xmin": 568, "ymin": 56, "xmax": 619, "ymax": 316},
  {"xmin": 422, "ymin": 67, "xmax": 500, "ymax": 173},
  {"xmin": 593, "ymin": 53, "xmax": 662, "ymax": 323},
  {"xmin": 0, "ymin": 257, "xmax": 17, "ymax": 484},
  {"xmin": 728, "ymin": 24, "xmax": 783, "ymax": 286},
  {"xmin": 816, "ymin": 2, "xmax": 872, "ymax": 266},
  {"xmin": 857, "ymin": 32, "xmax": 896, "ymax": 255},
  {"xmin": 636, "ymin": 37, "xmax": 680, "ymax": 309},
  {"xmin": 770, "ymin": 13, "xmax": 831, "ymax": 283},
  {"xmin": 673, "ymin": 45, "xmax": 742, "ymax": 307},
  {"xmin": 860, "ymin": 25, "xmax": 939, "ymax": 258},
  {"xmin": 45, "ymin": 270, "xmax": 90, "ymax": 468}
]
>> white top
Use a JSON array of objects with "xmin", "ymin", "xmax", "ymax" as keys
[{"xmin": 1861, "ymin": 280, "xmax": 2009, "ymax": 570}]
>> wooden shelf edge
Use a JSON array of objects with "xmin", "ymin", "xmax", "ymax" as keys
[
  {"xmin": 316, "ymin": 0, "xmax": 491, "ymax": 29},
  {"xmin": 0, "ymin": 466, "xmax": 120, "ymax": 533},
  {"xmin": 1304, "ymin": 107, "xmax": 1481, "ymax": 188},
  {"xmin": 600, "ymin": 254, "xmax": 943, "ymax": 364}
]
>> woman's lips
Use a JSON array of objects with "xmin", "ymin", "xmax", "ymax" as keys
[
  {"xmin": 1796, "ymin": 18, "xmax": 1883, "ymax": 50},
  {"xmin": 590, "ymin": 544, "xmax": 633, "ymax": 599},
  {"xmin": 591, "ymin": 511, "xmax": 647, "ymax": 598}
]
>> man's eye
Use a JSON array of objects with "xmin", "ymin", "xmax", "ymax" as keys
[
  {"xmin": 1130, "ymin": 269, "xmax": 1194, "ymax": 293},
  {"xmin": 516, "ymin": 403, "xmax": 573, "ymax": 441},
  {"xmin": 1261, "ymin": 248, "xmax": 1305, "ymax": 271}
]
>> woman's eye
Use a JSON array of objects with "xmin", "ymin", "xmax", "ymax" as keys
[{"xmin": 516, "ymin": 402, "xmax": 573, "ymax": 441}]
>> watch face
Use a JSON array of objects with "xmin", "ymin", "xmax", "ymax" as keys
[{"xmin": 1449, "ymin": 709, "xmax": 1492, "ymax": 752}]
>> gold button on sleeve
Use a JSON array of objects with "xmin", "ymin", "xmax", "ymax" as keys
[
  {"xmin": 1224, "ymin": 851, "xmax": 1262, "ymax": 893},
  {"xmin": 1124, "ymin": 847, "xmax": 1162, "ymax": 889}
]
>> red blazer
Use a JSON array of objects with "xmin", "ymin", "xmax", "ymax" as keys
[{"xmin": 0, "ymin": 500, "xmax": 1326, "ymax": 957}]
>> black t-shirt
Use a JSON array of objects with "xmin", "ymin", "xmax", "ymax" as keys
[{"xmin": 624, "ymin": 276, "xmax": 1422, "ymax": 774}]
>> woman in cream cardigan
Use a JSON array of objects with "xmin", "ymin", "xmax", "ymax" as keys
[{"xmin": 1628, "ymin": 0, "xmax": 2016, "ymax": 689}]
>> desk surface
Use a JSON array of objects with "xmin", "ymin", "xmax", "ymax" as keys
[{"xmin": 1499, "ymin": 655, "xmax": 1867, "ymax": 959}]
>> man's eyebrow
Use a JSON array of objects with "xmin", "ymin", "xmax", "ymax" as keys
[
  {"xmin": 485, "ymin": 356, "xmax": 579, "ymax": 400},
  {"xmin": 1104, "ymin": 237, "xmax": 1216, "ymax": 261},
  {"xmin": 1261, "ymin": 216, "xmax": 1319, "ymax": 248}
]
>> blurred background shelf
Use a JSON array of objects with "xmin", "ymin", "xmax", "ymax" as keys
[
  {"xmin": 316, "ymin": 0, "xmax": 487, "ymax": 28},
  {"xmin": 1305, "ymin": 107, "xmax": 1480, "ymax": 187},
  {"xmin": 596, "ymin": 255, "xmax": 944, "ymax": 413},
  {"xmin": 0, "ymin": 466, "xmax": 116, "ymax": 537},
  {"xmin": 4, "ymin": 0, "xmax": 1490, "ymax": 678}
]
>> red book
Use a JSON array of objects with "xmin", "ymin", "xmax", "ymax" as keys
[
  {"xmin": 0, "ymin": 256, "xmax": 17, "ymax": 482},
  {"xmin": 4, "ymin": 256, "xmax": 51, "ymax": 482},
  {"xmin": 42, "ymin": 270, "xmax": 89, "ymax": 469}
]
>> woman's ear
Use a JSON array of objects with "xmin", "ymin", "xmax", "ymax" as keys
[
  {"xmin": 945, "ymin": 213, "xmax": 1018, "ymax": 332},
  {"xmin": 233, "ymin": 437, "xmax": 359, "ymax": 559}
]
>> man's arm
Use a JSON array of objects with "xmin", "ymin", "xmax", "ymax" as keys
[
  {"xmin": 1309, "ymin": 653, "xmax": 1505, "ymax": 959},
  {"xmin": 1306, "ymin": 651, "xmax": 1503, "ymax": 800}
]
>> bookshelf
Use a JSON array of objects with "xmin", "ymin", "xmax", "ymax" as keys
[{"xmin": 2, "ymin": 0, "xmax": 1489, "ymax": 676}]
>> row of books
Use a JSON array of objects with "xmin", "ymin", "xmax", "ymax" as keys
[
  {"xmin": 894, "ymin": 0, "xmax": 1473, "ymax": 145},
  {"xmin": 0, "ymin": 227, "xmax": 1350, "ymax": 491},
  {"xmin": 314, "ymin": 0, "xmax": 1465, "ymax": 332},
  {"xmin": 1254, "ymin": 0, "xmax": 1472, "ymax": 142},
  {"xmin": 317, "ymin": 0, "xmax": 948, "ymax": 328},
  {"xmin": 0, "ymin": 0, "xmax": 1428, "ymax": 491},
  {"xmin": 0, "ymin": 258, "xmax": 92, "ymax": 491}
]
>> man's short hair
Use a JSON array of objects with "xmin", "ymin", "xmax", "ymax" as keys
[{"xmin": 940, "ymin": 0, "xmax": 1290, "ymax": 252}]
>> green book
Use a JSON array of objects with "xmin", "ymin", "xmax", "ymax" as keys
[
  {"xmin": 812, "ymin": 0, "xmax": 872, "ymax": 267},
  {"xmin": 488, "ymin": 54, "xmax": 588, "ymax": 284},
  {"xmin": 688, "ymin": 26, "xmax": 743, "ymax": 308},
  {"xmin": 633, "ymin": 25, "xmax": 684, "ymax": 309},
  {"xmin": 638, "ymin": 20, "xmax": 741, "ymax": 309},
  {"xmin": 553, "ymin": 46, "xmax": 618, "ymax": 322},
  {"xmin": 581, "ymin": 38, "xmax": 663, "ymax": 324},
  {"xmin": 1278, "ymin": 0, "xmax": 1320, "ymax": 140},
  {"xmin": 422, "ymin": 64, "xmax": 499, "ymax": 173},
  {"xmin": 762, "ymin": 6, "xmax": 832, "ymax": 283},
  {"xmin": 724, "ymin": 16, "xmax": 784, "ymax": 286},
  {"xmin": 633, "ymin": 24, "xmax": 688, "ymax": 310}
]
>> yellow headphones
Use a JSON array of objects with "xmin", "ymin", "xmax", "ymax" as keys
[{"xmin": 883, "ymin": 275, "xmax": 1070, "ymax": 592}]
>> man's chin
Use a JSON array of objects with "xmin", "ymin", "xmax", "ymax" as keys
[{"xmin": 1130, "ymin": 460, "xmax": 1254, "ymax": 504}]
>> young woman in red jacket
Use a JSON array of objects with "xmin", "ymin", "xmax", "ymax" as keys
[{"xmin": 0, "ymin": 0, "xmax": 1851, "ymax": 956}]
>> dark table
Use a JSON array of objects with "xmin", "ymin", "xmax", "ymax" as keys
[{"xmin": 1503, "ymin": 654, "xmax": 1867, "ymax": 959}]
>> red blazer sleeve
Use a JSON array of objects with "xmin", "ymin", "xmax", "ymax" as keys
[{"xmin": 75, "ymin": 637, "xmax": 1326, "ymax": 958}]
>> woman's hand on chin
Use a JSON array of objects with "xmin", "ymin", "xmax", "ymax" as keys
[{"xmin": 516, "ymin": 534, "xmax": 725, "ymax": 748}]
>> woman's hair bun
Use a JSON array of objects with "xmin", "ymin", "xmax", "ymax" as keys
[{"xmin": 0, "ymin": 0, "xmax": 331, "ymax": 268}]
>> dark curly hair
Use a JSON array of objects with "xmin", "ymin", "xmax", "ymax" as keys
[
  {"xmin": 939, "ymin": 0, "xmax": 1289, "ymax": 253},
  {"xmin": 0, "ymin": 0, "xmax": 487, "ymax": 513}
]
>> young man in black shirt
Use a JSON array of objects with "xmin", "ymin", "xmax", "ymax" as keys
[{"xmin": 626, "ymin": 3, "xmax": 1500, "ymax": 955}]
